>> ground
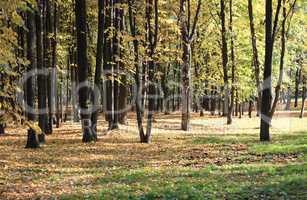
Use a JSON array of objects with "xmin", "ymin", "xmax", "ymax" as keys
[{"xmin": 0, "ymin": 113, "xmax": 306, "ymax": 199}]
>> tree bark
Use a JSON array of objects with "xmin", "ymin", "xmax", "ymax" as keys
[
  {"xmin": 179, "ymin": 0, "xmax": 201, "ymax": 131},
  {"xmin": 299, "ymin": 85, "xmax": 306, "ymax": 118},
  {"xmin": 220, "ymin": 0, "xmax": 229, "ymax": 119},
  {"xmin": 0, "ymin": 123, "xmax": 4, "ymax": 135},
  {"xmin": 44, "ymin": 0, "xmax": 53, "ymax": 134},
  {"xmin": 144, "ymin": 0, "xmax": 159, "ymax": 142},
  {"xmin": 248, "ymin": 100, "xmax": 253, "ymax": 118},
  {"xmin": 181, "ymin": 41, "xmax": 191, "ymax": 131},
  {"xmin": 128, "ymin": 0, "xmax": 145, "ymax": 142},
  {"xmin": 51, "ymin": 1, "xmax": 58, "ymax": 128},
  {"xmin": 118, "ymin": 6, "xmax": 128, "ymax": 125},
  {"xmin": 103, "ymin": 0, "xmax": 118, "ymax": 130},
  {"xmin": 91, "ymin": 0, "xmax": 105, "ymax": 138},
  {"xmin": 227, "ymin": 0, "xmax": 235, "ymax": 125},
  {"xmin": 260, "ymin": 0, "xmax": 275, "ymax": 141},
  {"xmin": 75, "ymin": 0, "xmax": 95, "ymax": 142},
  {"xmin": 36, "ymin": 0, "xmax": 48, "ymax": 143},
  {"xmin": 294, "ymin": 68, "xmax": 301, "ymax": 107},
  {"xmin": 25, "ymin": 4, "xmax": 40, "ymax": 148}
]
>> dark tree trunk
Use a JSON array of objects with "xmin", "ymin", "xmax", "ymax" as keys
[
  {"xmin": 118, "ymin": 81, "xmax": 128, "ymax": 124},
  {"xmin": 299, "ymin": 85, "xmax": 306, "ymax": 118},
  {"xmin": 0, "ymin": 123, "xmax": 5, "ymax": 135},
  {"xmin": 91, "ymin": 0, "xmax": 105, "ymax": 138},
  {"xmin": 128, "ymin": 0, "xmax": 145, "ymax": 142},
  {"xmin": 248, "ymin": 100, "xmax": 253, "ymax": 118},
  {"xmin": 260, "ymin": 0, "xmax": 283, "ymax": 141},
  {"xmin": 294, "ymin": 68, "xmax": 301, "ymax": 108},
  {"xmin": 52, "ymin": 2, "xmax": 58, "ymax": 128},
  {"xmin": 260, "ymin": 0, "xmax": 274, "ymax": 141},
  {"xmin": 227, "ymin": 0, "xmax": 235, "ymax": 125},
  {"xmin": 179, "ymin": 0, "xmax": 201, "ymax": 131},
  {"xmin": 43, "ymin": 0, "xmax": 53, "ymax": 134},
  {"xmin": 56, "ymin": 86, "xmax": 61, "ymax": 128},
  {"xmin": 25, "ymin": 4, "xmax": 40, "ymax": 148},
  {"xmin": 64, "ymin": 55, "xmax": 70, "ymax": 122},
  {"xmin": 36, "ymin": 0, "xmax": 48, "ymax": 143},
  {"xmin": 144, "ymin": 0, "xmax": 159, "ymax": 143},
  {"xmin": 285, "ymin": 86, "xmax": 291, "ymax": 111},
  {"xmin": 118, "ymin": 6, "xmax": 128, "ymax": 125},
  {"xmin": 211, "ymin": 88, "xmax": 216, "ymax": 115},
  {"xmin": 220, "ymin": 0, "xmax": 229, "ymax": 119},
  {"xmin": 239, "ymin": 103, "xmax": 242, "ymax": 119},
  {"xmin": 71, "ymin": 60, "xmax": 79, "ymax": 122},
  {"xmin": 162, "ymin": 64, "xmax": 170, "ymax": 115},
  {"xmin": 103, "ymin": 0, "xmax": 116, "ymax": 130},
  {"xmin": 111, "ymin": 0, "xmax": 123, "ymax": 129},
  {"xmin": 75, "ymin": 0, "xmax": 95, "ymax": 142}
]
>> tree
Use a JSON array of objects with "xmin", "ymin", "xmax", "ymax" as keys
[
  {"xmin": 260, "ymin": 0, "xmax": 296, "ymax": 141},
  {"xmin": 75, "ymin": 0, "xmax": 96, "ymax": 142},
  {"xmin": 219, "ymin": 0, "xmax": 229, "ymax": 121},
  {"xmin": 25, "ymin": 4, "xmax": 40, "ymax": 148},
  {"xmin": 45, "ymin": 0, "xmax": 54, "ymax": 134},
  {"xmin": 300, "ymin": 66, "xmax": 307, "ymax": 118},
  {"xmin": 128, "ymin": 0, "xmax": 145, "ymax": 142},
  {"xmin": 91, "ymin": 0, "xmax": 105, "ymax": 138},
  {"xmin": 227, "ymin": 0, "xmax": 235, "ymax": 125},
  {"xmin": 36, "ymin": 0, "xmax": 48, "ymax": 143},
  {"xmin": 179, "ymin": 0, "xmax": 201, "ymax": 131}
]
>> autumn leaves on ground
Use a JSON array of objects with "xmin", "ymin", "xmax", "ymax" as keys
[{"xmin": 0, "ymin": 113, "xmax": 306, "ymax": 200}]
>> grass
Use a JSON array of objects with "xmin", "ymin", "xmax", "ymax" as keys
[{"xmin": 0, "ymin": 113, "xmax": 306, "ymax": 199}]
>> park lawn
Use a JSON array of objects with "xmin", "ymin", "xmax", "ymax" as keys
[{"xmin": 0, "ymin": 113, "xmax": 306, "ymax": 199}]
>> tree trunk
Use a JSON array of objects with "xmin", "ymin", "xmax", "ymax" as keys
[
  {"xmin": 118, "ymin": 6, "xmax": 128, "ymax": 125},
  {"xmin": 227, "ymin": 0, "xmax": 235, "ymax": 125},
  {"xmin": 239, "ymin": 103, "xmax": 242, "ymax": 119},
  {"xmin": 211, "ymin": 88, "xmax": 216, "ymax": 115},
  {"xmin": 51, "ymin": 1, "xmax": 58, "ymax": 128},
  {"xmin": 36, "ymin": 0, "xmax": 48, "ymax": 143},
  {"xmin": 25, "ymin": 4, "xmax": 40, "ymax": 148},
  {"xmin": 75, "ymin": 0, "xmax": 95, "ymax": 142},
  {"xmin": 285, "ymin": 86, "xmax": 291, "ymax": 110},
  {"xmin": 64, "ymin": 55, "xmax": 70, "ymax": 122},
  {"xmin": 91, "ymin": 0, "xmax": 105, "ymax": 138},
  {"xmin": 0, "ymin": 123, "xmax": 5, "ymax": 135},
  {"xmin": 181, "ymin": 41, "xmax": 191, "ymax": 131},
  {"xmin": 220, "ymin": 0, "xmax": 229, "ymax": 119},
  {"xmin": 235, "ymin": 90, "xmax": 239, "ymax": 116},
  {"xmin": 294, "ymin": 68, "xmax": 301, "ymax": 107},
  {"xmin": 179, "ymin": 0, "xmax": 201, "ymax": 131},
  {"xmin": 144, "ymin": 0, "xmax": 159, "ymax": 143},
  {"xmin": 103, "ymin": 0, "xmax": 116, "ymax": 130},
  {"xmin": 44, "ymin": 0, "xmax": 53, "ymax": 134},
  {"xmin": 260, "ymin": 0, "xmax": 274, "ymax": 141},
  {"xmin": 128, "ymin": 0, "xmax": 146, "ymax": 142},
  {"xmin": 71, "ymin": 61, "xmax": 79, "ymax": 122},
  {"xmin": 248, "ymin": 100, "xmax": 253, "ymax": 118},
  {"xmin": 299, "ymin": 86, "xmax": 306, "ymax": 118}
]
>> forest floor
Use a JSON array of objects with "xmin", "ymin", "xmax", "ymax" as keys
[{"xmin": 0, "ymin": 113, "xmax": 306, "ymax": 199}]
